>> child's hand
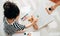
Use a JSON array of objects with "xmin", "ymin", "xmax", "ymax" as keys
[
  {"xmin": 31, "ymin": 16, "xmax": 38, "ymax": 30},
  {"xmin": 28, "ymin": 16, "xmax": 38, "ymax": 23},
  {"xmin": 33, "ymin": 18, "xmax": 38, "ymax": 24},
  {"xmin": 27, "ymin": 16, "xmax": 38, "ymax": 30},
  {"xmin": 31, "ymin": 16, "xmax": 38, "ymax": 25}
]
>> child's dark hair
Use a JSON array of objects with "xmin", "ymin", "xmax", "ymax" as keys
[{"xmin": 3, "ymin": 1, "xmax": 20, "ymax": 19}]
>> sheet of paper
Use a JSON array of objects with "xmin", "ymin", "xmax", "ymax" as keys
[{"xmin": 19, "ymin": 0, "xmax": 55, "ymax": 31}]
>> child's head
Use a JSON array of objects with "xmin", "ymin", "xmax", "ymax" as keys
[{"xmin": 3, "ymin": 1, "xmax": 20, "ymax": 19}]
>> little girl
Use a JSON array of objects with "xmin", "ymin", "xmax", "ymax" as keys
[{"xmin": 3, "ymin": 1, "xmax": 37, "ymax": 36}]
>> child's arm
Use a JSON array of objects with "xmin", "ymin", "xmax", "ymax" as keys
[
  {"xmin": 15, "ymin": 16, "xmax": 38, "ymax": 33},
  {"xmin": 15, "ymin": 21, "xmax": 37, "ymax": 33},
  {"xmin": 15, "ymin": 22, "xmax": 36, "ymax": 33},
  {"xmin": 15, "ymin": 30, "xmax": 26, "ymax": 34}
]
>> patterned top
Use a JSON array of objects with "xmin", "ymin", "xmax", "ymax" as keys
[{"xmin": 3, "ymin": 17, "xmax": 26, "ymax": 36}]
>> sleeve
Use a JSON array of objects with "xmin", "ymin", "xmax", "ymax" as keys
[
  {"xmin": 18, "ymin": 24, "xmax": 26, "ymax": 30},
  {"xmin": 14, "ymin": 22, "xmax": 26, "ymax": 31}
]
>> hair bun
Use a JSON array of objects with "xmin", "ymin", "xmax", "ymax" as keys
[{"xmin": 3, "ymin": 1, "xmax": 12, "ymax": 10}]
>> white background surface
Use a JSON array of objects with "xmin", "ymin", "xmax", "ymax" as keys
[{"xmin": 0, "ymin": 0, "xmax": 60, "ymax": 36}]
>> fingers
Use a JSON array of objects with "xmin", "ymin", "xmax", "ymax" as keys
[
  {"xmin": 28, "ymin": 15, "xmax": 38, "ymax": 23},
  {"xmin": 31, "ymin": 15, "xmax": 38, "ymax": 20},
  {"xmin": 31, "ymin": 15, "xmax": 34, "ymax": 20}
]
